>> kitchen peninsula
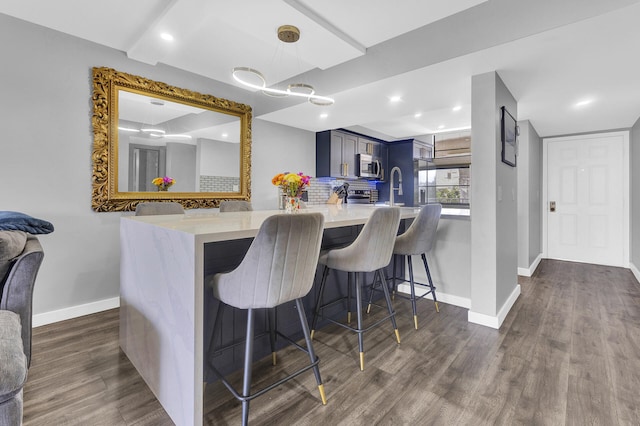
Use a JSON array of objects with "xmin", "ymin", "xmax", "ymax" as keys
[{"xmin": 119, "ymin": 204, "xmax": 420, "ymax": 426}]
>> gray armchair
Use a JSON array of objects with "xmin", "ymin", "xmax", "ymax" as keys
[
  {"xmin": 0, "ymin": 311, "xmax": 27, "ymax": 426},
  {"xmin": 0, "ymin": 235, "xmax": 43, "ymax": 426},
  {"xmin": 1, "ymin": 236, "xmax": 44, "ymax": 366}
]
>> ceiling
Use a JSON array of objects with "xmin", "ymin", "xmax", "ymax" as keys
[{"xmin": 2, "ymin": 0, "xmax": 640, "ymax": 139}]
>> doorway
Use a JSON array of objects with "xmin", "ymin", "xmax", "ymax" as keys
[
  {"xmin": 542, "ymin": 131, "xmax": 629, "ymax": 267},
  {"xmin": 129, "ymin": 144, "xmax": 166, "ymax": 192}
]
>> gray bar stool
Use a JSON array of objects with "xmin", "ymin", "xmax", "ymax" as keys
[
  {"xmin": 387, "ymin": 203, "xmax": 442, "ymax": 329},
  {"xmin": 219, "ymin": 200, "xmax": 253, "ymax": 212},
  {"xmin": 134, "ymin": 202, "xmax": 184, "ymax": 215},
  {"xmin": 310, "ymin": 207, "xmax": 401, "ymax": 371},
  {"xmin": 206, "ymin": 213, "xmax": 326, "ymax": 426}
]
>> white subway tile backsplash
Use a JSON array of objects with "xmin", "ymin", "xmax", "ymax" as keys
[
  {"xmin": 305, "ymin": 178, "xmax": 377, "ymax": 205},
  {"xmin": 200, "ymin": 175, "xmax": 240, "ymax": 192}
]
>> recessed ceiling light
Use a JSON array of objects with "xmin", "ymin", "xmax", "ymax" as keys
[
  {"xmin": 414, "ymin": 113, "xmax": 422, "ymax": 118},
  {"xmin": 222, "ymin": 133, "xmax": 228, "ymax": 138},
  {"xmin": 452, "ymin": 105, "xmax": 462, "ymax": 112},
  {"xmin": 389, "ymin": 96, "xmax": 402, "ymax": 103},
  {"xmin": 320, "ymin": 113, "xmax": 328, "ymax": 119},
  {"xmin": 574, "ymin": 98, "xmax": 594, "ymax": 108},
  {"xmin": 160, "ymin": 33, "xmax": 174, "ymax": 42},
  {"xmin": 438, "ymin": 125, "xmax": 445, "ymax": 129}
]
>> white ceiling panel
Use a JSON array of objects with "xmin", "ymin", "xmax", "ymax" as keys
[
  {"xmin": 294, "ymin": 0, "xmax": 488, "ymax": 47},
  {"xmin": 0, "ymin": 0, "xmax": 171, "ymax": 51},
  {"xmin": 142, "ymin": 0, "xmax": 367, "ymax": 86},
  {"xmin": 257, "ymin": 1, "xmax": 640, "ymax": 138}
]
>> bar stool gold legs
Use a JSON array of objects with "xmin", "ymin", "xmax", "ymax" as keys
[
  {"xmin": 312, "ymin": 267, "xmax": 401, "ymax": 371},
  {"xmin": 390, "ymin": 204, "xmax": 443, "ymax": 330},
  {"xmin": 310, "ymin": 208, "xmax": 402, "ymax": 372},
  {"xmin": 268, "ymin": 308, "xmax": 277, "ymax": 365},
  {"xmin": 422, "ymin": 253, "xmax": 440, "ymax": 314},
  {"xmin": 318, "ymin": 384, "xmax": 327, "ymax": 405}
]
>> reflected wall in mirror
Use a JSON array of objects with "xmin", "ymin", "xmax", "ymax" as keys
[{"xmin": 92, "ymin": 67, "xmax": 252, "ymax": 212}]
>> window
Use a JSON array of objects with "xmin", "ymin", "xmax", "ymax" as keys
[{"xmin": 427, "ymin": 166, "xmax": 470, "ymax": 206}]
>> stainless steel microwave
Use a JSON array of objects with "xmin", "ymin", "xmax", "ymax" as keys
[{"xmin": 357, "ymin": 154, "xmax": 382, "ymax": 179}]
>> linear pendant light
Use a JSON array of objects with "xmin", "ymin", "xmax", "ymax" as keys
[{"xmin": 232, "ymin": 25, "xmax": 334, "ymax": 106}]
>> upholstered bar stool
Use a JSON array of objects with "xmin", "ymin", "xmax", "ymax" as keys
[
  {"xmin": 389, "ymin": 203, "xmax": 442, "ymax": 329},
  {"xmin": 134, "ymin": 202, "xmax": 184, "ymax": 215},
  {"xmin": 310, "ymin": 207, "xmax": 401, "ymax": 371},
  {"xmin": 219, "ymin": 200, "xmax": 253, "ymax": 212},
  {"xmin": 207, "ymin": 213, "xmax": 326, "ymax": 426}
]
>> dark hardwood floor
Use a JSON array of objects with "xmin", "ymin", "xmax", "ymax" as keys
[{"xmin": 23, "ymin": 260, "xmax": 640, "ymax": 425}]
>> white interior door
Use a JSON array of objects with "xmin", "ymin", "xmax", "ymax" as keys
[{"xmin": 544, "ymin": 132, "xmax": 628, "ymax": 267}]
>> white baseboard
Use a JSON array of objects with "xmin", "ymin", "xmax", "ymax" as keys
[
  {"xmin": 518, "ymin": 254, "xmax": 543, "ymax": 277},
  {"xmin": 396, "ymin": 283, "xmax": 471, "ymax": 309},
  {"xmin": 33, "ymin": 297, "xmax": 120, "ymax": 328},
  {"xmin": 631, "ymin": 262, "xmax": 640, "ymax": 284},
  {"xmin": 467, "ymin": 310, "xmax": 500, "ymax": 329},
  {"xmin": 467, "ymin": 284, "xmax": 521, "ymax": 330}
]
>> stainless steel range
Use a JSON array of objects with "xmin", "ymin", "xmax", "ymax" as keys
[{"xmin": 347, "ymin": 189, "xmax": 379, "ymax": 204}]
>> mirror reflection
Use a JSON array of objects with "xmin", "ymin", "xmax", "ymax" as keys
[
  {"xmin": 91, "ymin": 67, "xmax": 252, "ymax": 212},
  {"xmin": 118, "ymin": 90, "xmax": 241, "ymax": 193}
]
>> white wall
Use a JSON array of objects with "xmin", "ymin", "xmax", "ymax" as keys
[
  {"xmin": 469, "ymin": 71, "xmax": 519, "ymax": 328},
  {"xmin": 470, "ymin": 73, "xmax": 497, "ymax": 316},
  {"xmin": 251, "ymin": 120, "xmax": 316, "ymax": 210},
  {"xmin": 166, "ymin": 142, "xmax": 196, "ymax": 192},
  {"xmin": 631, "ymin": 117, "xmax": 640, "ymax": 279},
  {"xmin": 198, "ymin": 139, "xmax": 240, "ymax": 177},
  {"xmin": 517, "ymin": 120, "xmax": 542, "ymax": 275},
  {"xmin": 407, "ymin": 217, "xmax": 471, "ymax": 307},
  {"xmin": 0, "ymin": 14, "xmax": 312, "ymax": 322},
  {"xmin": 527, "ymin": 124, "xmax": 543, "ymax": 268}
]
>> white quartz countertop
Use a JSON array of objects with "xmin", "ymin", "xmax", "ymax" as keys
[{"xmin": 122, "ymin": 204, "xmax": 421, "ymax": 243}]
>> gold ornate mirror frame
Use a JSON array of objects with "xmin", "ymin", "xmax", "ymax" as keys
[{"xmin": 91, "ymin": 67, "xmax": 252, "ymax": 212}]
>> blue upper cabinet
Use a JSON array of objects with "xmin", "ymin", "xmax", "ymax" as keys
[
  {"xmin": 317, "ymin": 130, "xmax": 388, "ymax": 180},
  {"xmin": 317, "ymin": 130, "xmax": 358, "ymax": 179}
]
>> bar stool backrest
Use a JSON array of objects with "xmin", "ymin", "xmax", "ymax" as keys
[
  {"xmin": 213, "ymin": 213, "xmax": 325, "ymax": 309},
  {"xmin": 219, "ymin": 201, "xmax": 253, "ymax": 212},
  {"xmin": 135, "ymin": 202, "xmax": 184, "ymax": 216},
  {"xmin": 394, "ymin": 204, "xmax": 442, "ymax": 255},
  {"xmin": 321, "ymin": 207, "xmax": 401, "ymax": 273}
]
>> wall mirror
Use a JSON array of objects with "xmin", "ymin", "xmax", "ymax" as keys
[{"xmin": 92, "ymin": 67, "xmax": 252, "ymax": 212}]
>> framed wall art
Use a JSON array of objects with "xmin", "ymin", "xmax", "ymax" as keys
[{"xmin": 501, "ymin": 106, "xmax": 518, "ymax": 167}]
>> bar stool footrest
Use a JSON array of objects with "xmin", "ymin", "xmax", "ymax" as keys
[
  {"xmin": 209, "ymin": 355, "xmax": 320, "ymax": 403},
  {"xmin": 386, "ymin": 276, "xmax": 437, "ymax": 299},
  {"xmin": 323, "ymin": 312, "xmax": 397, "ymax": 334},
  {"xmin": 208, "ymin": 326, "xmax": 321, "ymax": 403}
]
